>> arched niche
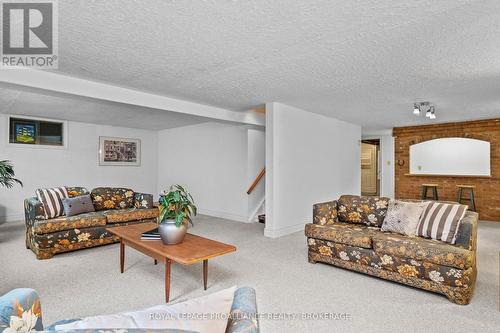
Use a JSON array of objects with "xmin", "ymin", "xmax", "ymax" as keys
[{"xmin": 409, "ymin": 137, "xmax": 491, "ymax": 176}]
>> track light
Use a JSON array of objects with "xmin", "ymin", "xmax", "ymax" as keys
[
  {"xmin": 413, "ymin": 102, "xmax": 437, "ymax": 120},
  {"xmin": 429, "ymin": 106, "xmax": 436, "ymax": 119},
  {"xmin": 413, "ymin": 104, "xmax": 420, "ymax": 115}
]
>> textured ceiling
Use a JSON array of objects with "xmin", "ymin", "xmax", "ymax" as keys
[{"xmin": 4, "ymin": 0, "xmax": 500, "ymax": 130}]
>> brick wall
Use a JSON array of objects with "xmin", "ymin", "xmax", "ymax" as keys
[{"xmin": 393, "ymin": 118, "xmax": 500, "ymax": 222}]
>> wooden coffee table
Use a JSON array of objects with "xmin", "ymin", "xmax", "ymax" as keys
[{"xmin": 107, "ymin": 222, "xmax": 236, "ymax": 302}]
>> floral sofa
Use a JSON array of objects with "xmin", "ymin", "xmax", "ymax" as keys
[
  {"xmin": 25, "ymin": 186, "xmax": 158, "ymax": 259},
  {"xmin": 304, "ymin": 195, "xmax": 478, "ymax": 304},
  {"xmin": 0, "ymin": 288, "xmax": 259, "ymax": 333}
]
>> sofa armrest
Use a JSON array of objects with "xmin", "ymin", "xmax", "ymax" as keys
[
  {"xmin": 226, "ymin": 287, "xmax": 258, "ymax": 333},
  {"xmin": 454, "ymin": 211, "xmax": 478, "ymax": 251},
  {"xmin": 313, "ymin": 200, "xmax": 338, "ymax": 225},
  {"xmin": 134, "ymin": 192, "xmax": 154, "ymax": 209},
  {"xmin": 24, "ymin": 197, "xmax": 46, "ymax": 227},
  {"xmin": 0, "ymin": 288, "xmax": 43, "ymax": 331}
]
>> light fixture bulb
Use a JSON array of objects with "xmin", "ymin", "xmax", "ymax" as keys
[
  {"xmin": 428, "ymin": 106, "xmax": 436, "ymax": 119},
  {"xmin": 413, "ymin": 104, "xmax": 420, "ymax": 115}
]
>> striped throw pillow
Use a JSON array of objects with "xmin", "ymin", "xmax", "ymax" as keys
[
  {"xmin": 36, "ymin": 187, "xmax": 69, "ymax": 219},
  {"xmin": 416, "ymin": 202, "xmax": 467, "ymax": 244}
]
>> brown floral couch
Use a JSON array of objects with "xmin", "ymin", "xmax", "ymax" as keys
[
  {"xmin": 25, "ymin": 187, "xmax": 158, "ymax": 259},
  {"xmin": 304, "ymin": 195, "xmax": 477, "ymax": 304}
]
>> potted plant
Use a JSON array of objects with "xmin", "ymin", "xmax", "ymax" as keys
[
  {"xmin": 158, "ymin": 185, "xmax": 197, "ymax": 245},
  {"xmin": 0, "ymin": 160, "xmax": 22, "ymax": 188}
]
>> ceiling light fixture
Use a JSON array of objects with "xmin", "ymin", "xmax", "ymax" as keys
[
  {"xmin": 413, "ymin": 103, "xmax": 421, "ymax": 115},
  {"xmin": 412, "ymin": 101, "xmax": 436, "ymax": 120},
  {"xmin": 429, "ymin": 106, "xmax": 436, "ymax": 119}
]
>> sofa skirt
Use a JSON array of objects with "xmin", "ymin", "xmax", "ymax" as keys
[
  {"xmin": 27, "ymin": 218, "xmax": 157, "ymax": 259},
  {"xmin": 307, "ymin": 238, "xmax": 476, "ymax": 305}
]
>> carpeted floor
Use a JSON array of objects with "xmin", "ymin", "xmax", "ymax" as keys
[{"xmin": 1, "ymin": 216, "xmax": 499, "ymax": 332}]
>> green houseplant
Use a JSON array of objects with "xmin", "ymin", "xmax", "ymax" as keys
[
  {"xmin": 158, "ymin": 185, "xmax": 197, "ymax": 245},
  {"xmin": 0, "ymin": 160, "xmax": 22, "ymax": 188}
]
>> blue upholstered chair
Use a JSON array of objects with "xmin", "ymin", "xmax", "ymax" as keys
[
  {"xmin": 0, "ymin": 287, "xmax": 258, "ymax": 333},
  {"xmin": 0, "ymin": 288, "xmax": 43, "ymax": 332}
]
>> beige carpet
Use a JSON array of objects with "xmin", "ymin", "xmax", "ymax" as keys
[{"xmin": 1, "ymin": 216, "xmax": 499, "ymax": 332}]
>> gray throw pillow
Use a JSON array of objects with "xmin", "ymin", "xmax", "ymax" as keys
[
  {"xmin": 62, "ymin": 194, "xmax": 95, "ymax": 216},
  {"xmin": 381, "ymin": 200, "xmax": 429, "ymax": 236}
]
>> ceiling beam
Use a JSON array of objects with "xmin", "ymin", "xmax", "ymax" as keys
[{"xmin": 0, "ymin": 67, "xmax": 265, "ymax": 127}]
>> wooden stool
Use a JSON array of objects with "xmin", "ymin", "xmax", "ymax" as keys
[
  {"xmin": 456, "ymin": 185, "xmax": 477, "ymax": 212},
  {"xmin": 421, "ymin": 184, "xmax": 439, "ymax": 200}
]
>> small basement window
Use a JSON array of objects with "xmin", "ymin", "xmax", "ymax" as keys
[{"xmin": 9, "ymin": 116, "xmax": 65, "ymax": 147}]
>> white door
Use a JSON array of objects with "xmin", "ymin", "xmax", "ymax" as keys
[{"xmin": 361, "ymin": 143, "xmax": 378, "ymax": 195}]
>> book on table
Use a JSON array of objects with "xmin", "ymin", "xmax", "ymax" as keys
[{"xmin": 141, "ymin": 227, "xmax": 160, "ymax": 240}]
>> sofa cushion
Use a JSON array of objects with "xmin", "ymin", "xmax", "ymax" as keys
[
  {"xmin": 134, "ymin": 192, "xmax": 154, "ymax": 209},
  {"xmin": 33, "ymin": 220, "xmax": 155, "ymax": 249},
  {"xmin": 91, "ymin": 187, "xmax": 134, "ymax": 211},
  {"xmin": 313, "ymin": 200, "xmax": 338, "ymax": 225},
  {"xmin": 62, "ymin": 195, "xmax": 95, "ymax": 217},
  {"xmin": 66, "ymin": 186, "xmax": 90, "ymax": 198},
  {"xmin": 102, "ymin": 208, "xmax": 159, "ymax": 224},
  {"xmin": 381, "ymin": 200, "xmax": 429, "ymax": 236},
  {"xmin": 305, "ymin": 222, "xmax": 378, "ymax": 249},
  {"xmin": 35, "ymin": 187, "xmax": 69, "ymax": 219},
  {"xmin": 417, "ymin": 202, "xmax": 468, "ymax": 244},
  {"xmin": 372, "ymin": 233, "xmax": 474, "ymax": 269},
  {"xmin": 337, "ymin": 195, "xmax": 390, "ymax": 227},
  {"xmin": 33, "ymin": 212, "xmax": 106, "ymax": 235}
]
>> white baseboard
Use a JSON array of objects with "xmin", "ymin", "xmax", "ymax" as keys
[
  {"xmin": 197, "ymin": 208, "xmax": 248, "ymax": 223},
  {"xmin": 0, "ymin": 213, "xmax": 24, "ymax": 223},
  {"xmin": 264, "ymin": 222, "xmax": 304, "ymax": 238}
]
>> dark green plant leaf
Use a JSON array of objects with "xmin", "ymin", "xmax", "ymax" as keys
[
  {"xmin": 0, "ymin": 160, "xmax": 23, "ymax": 189},
  {"xmin": 158, "ymin": 184, "xmax": 197, "ymax": 227}
]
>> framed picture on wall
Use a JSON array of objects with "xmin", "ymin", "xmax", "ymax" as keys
[
  {"xmin": 99, "ymin": 136, "xmax": 141, "ymax": 166},
  {"xmin": 14, "ymin": 121, "xmax": 37, "ymax": 144}
]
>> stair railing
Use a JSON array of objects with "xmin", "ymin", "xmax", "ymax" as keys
[{"xmin": 247, "ymin": 167, "xmax": 265, "ymax": 195}]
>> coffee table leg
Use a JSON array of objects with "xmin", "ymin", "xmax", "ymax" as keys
[
  {"xmin": 203, "ymin": 259, "xmax": 208, "ymax": 290},
  {"xmin": 165, "ymin": 258, "xmax": 171, "ymax": 302},
  {"xmin": 120, "ymin": 239, "xmax": 125, "ymax": 273}
]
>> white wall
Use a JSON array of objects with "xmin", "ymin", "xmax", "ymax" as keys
[
  {"xmin": 362, "ymin": 132, "xmax": 395, "ymax": 198},
  {"xmin": 380, "ymin": 135, "xmax": 395, "ymax": 198},
  {"xmin": 157, "ymin": 122, "xmax": 252, "ymax": 222},
  {"xmin": 0, "ymin": 114, "xmax": 158, "ymax": 222},
  {"xmin": 265, "ymin": 103, "xmax": 361, "ymax": 238}
]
